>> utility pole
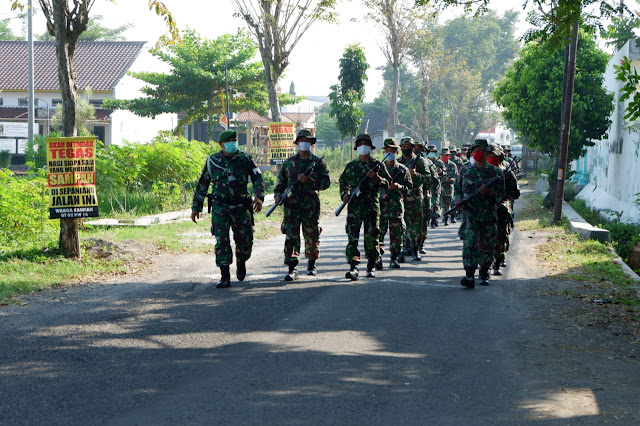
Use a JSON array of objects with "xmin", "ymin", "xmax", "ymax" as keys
[
  {"xmin": 553, "ymin": 20, "xmax": 580, "ymax": 222},
  {"xmin": 27, "ymin": 0, "xmax": 34, "ymax": 142},
  {"xmin": 224, "ymin": 59, "xmax": 230, "ymax": 127}
]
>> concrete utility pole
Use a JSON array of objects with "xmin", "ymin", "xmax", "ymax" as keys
[{"xmin": 27, "ymin": 0, "xmax": 35, "ymax": 142}]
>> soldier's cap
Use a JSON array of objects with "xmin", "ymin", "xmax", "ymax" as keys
[
  {"xmin": 451, "ymin": 147, "xmax": 459, "ymax": 154},
  {"xmin": 441, "ymin": 147, "xmax": 451, "ymax": 155},
  {"xmin": 462, "ymin": 142, "xmax": 472, "ymax": 148},
  {"xmin": 383, "ymin": 138, "xmax": 400, "ymax": 149},
  {"xmin": 489, "ymin": 143, "xmax": 503, "ymax": 156},
  {"xmin": 295, "ymin": 129, "xmax": 316, "ymax": 143},
  {"xmin": 503, "ymin": 145, "xmax": 512, "ymax": 151},
  {"xmin": 218, "ymin": 130, "xmax": 237, "ymax": 143},
  {"xmin": 354, "ymin": 133, "xmax": 376, "ymax": 150},
  {"xmin": 427, "ymin": 144, "xmax": 437, "ymax": 151},
  {"xmin": 400, "ymin": 137, "xmax": 414, "ymax": 145},
  {"xmin": 470, "ymin": 139, "xmax": 489, "ymax": 152},
  {"xmin": 461, "ymin": 146, "xmax": 469, "ymax": 153},
  {"xmin": 413, "ymin": 140, "xmax": 425, "ymax": 147}
]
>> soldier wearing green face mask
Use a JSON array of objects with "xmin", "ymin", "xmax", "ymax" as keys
[{"xmin": 191, "ymin": 130, "xmax": 265, "ymax": 288}]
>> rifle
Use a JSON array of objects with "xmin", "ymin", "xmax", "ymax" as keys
[
  {"xmin": 265, "ymin": 156, "xmax": 325, "ymax": 217},
  {"xmin": 207, "ymin": 194, "xmax": 214, "ymax": 214},
  {"xmin": 380, "ymin": 155, "xmax": 417, "ymax": 201},
  {"xmin": 336, "ymin": 153, "xmax": 392, "ymax": 216},
  {"xmin": 444, "ymin": 160, "xmax": 518, "ymax": 217}
]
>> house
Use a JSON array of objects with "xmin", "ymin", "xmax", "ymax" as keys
[
  {"xmin": 281, "ymin": 96, "xmax": 329, "ymax": 113},
  {"xmin": 573, "ymin": 39, "xmax": 640, "ymax": 223},
  {"xmin": 0, "ymin": 40, "xmax": 177, "ymax": 163}
]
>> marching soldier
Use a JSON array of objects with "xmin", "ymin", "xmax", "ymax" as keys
[
  {"xmin": 274, "ymin": 129, "xmax": 331, "ymax": 281},
  {"xmin": 339, "ymin": 134, "xmax": 391, "ymax": 279},
  {"xmin": 398, "ymin": 137, "xmax": 430, "ymax": 261},
  {"xmin": 439, "ymin": 147, "xmax": 459, "ymax": 225},
  {"xmin": 191, "ymin": 130, "xmax": 264, "ymax": 288},
  {"xmin": 454, "ymin": 139, "xmax": 505, "ymax": 288},
  {"xmin": 428, "ymin": 144, "xmax": 444, "ymax": 228},
  {"xmin": 450, "ymin": 147, "xmax": 465, "ymax": 173},
  {"xmin": 378, "ymin": 138, "xmax": 412, "ymax": 269},
  {"xmin": 487, "ymin": 144, "xmax": 520, "ymax": 275}
]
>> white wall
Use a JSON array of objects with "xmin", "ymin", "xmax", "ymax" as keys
[
  {"xmin": 577, "ymin": 39, "xmax": 640, "ymax": 223},
  {"xmin": 282, "ymin": 98, "xmax": 324, "ymax": 113}
]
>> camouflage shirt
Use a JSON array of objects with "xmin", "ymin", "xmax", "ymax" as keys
[
  {"xmin": 440, "ymin": 159, "xmax": 459, "ymax": 197},
  {"xmin": 454, "ymin": 163, "xmax": 505, "ymax": 223},
  {"xmin": 379, "ymin": 160, "xmax": 412, "ymax": 216},
  {"xmin": 274, "ymin": 153, "xmax": 330, "ymax": 207},
  {"xmin": 399, "ymin": 154, "xmax": 430, "ymax": 199},
  {"xmin": 339, "ymin": 157, "xmax": 391, "ymax": 210},
  {"xmin": 192, "ymin": 150, "xmax": 264, "ymax": 212}
]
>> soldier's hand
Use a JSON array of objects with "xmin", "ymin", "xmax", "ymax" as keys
[
  {"xmin": 446, "ymin": 177, "xmax": 453, "ymax": 183},
  {"xmin": 367, "ymin": 170, "xmax": 380, "ymax": 182},
  {"xmin": 342, "ymin": 194, "xmax": 350, "ymax": 204},
  {"xmin": 274, "ymin": 196, "xmax": 281, "ymax": 205},
  {"xmin": 409, "ymin": 169, "xmax": 416, "ymax": 178},
  {"xmin": 252, "ymin": 198, "xmax": 263, "ymax": 213},
  {"xmin": 298, "ymin": 174, "xmax": 311, "ymax": 184},
  {"xmin": 191, "ymin": 211, "xmax": 200, "ymax": 223},
  {"xmin": 389, "ymin": 182, "xmax": 399, "ymax": 191}
]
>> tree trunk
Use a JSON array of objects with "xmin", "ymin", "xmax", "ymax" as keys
[
  {"xmin": 53, "ymin": 1, "xmax": 80, "ymax": 259},
  {"xmin": 260, "ymin": 52, "xmax": 281, "ymax": 122},
  {"xmin": 388, "ymin": 64, "xmax": 399, "ymax": 137}
]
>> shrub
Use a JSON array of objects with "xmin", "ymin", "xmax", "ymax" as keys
[{"xmin": 0, "ymin": 150, "xmax": 11, "ymax": 168}]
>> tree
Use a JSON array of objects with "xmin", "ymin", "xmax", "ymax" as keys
[
  {"xmin": 365, "ymin": 0, "xmax": 429, "ymax": 137},
  {"xmin": 231, "ymin": 0, "xmax": 338, "ymax": 122},
  {"xmin": 38, "ymin": 14, "xmax": 132, "ymax": 41},
  {"xmin": 494, "ymin": 30, "xmax": 614, "ymax": 167},
  {"xmin": 103, "ymin": 29, "xmax": 276, "ymax": 138},
  {"xmin": 329, "ymin": 44, "xmax": 369, "ymax": 147},
  {"xmin": 11, "ymin": 0, "xmax": 179, "ymax": 259},
  {"xmin": 314, "ymin": 103, "xmax": 342, "ymax": 145},
  {"xmin": 51, "ymin": 87, "xmax": 96, "ymax": 136},
  {"xmin": 289, "ymin": 81, "xmax": 296, "ymax": 96},
  {"xmin": 0, "ymin": 18, "xmax": 23, "ymax": 40},
  {"xmin": 601, "ymin": 13, "xmax": 640, "ymax": 51}
]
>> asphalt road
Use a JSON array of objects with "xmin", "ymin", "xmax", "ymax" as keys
[{"xmin": 1, "ymin": 200, "xmax": 639, "ymax": 425}]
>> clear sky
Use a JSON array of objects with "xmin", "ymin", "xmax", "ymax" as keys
[{"xmin": 2, "ymin": 0, "xmax": 531, "ymax": 101}]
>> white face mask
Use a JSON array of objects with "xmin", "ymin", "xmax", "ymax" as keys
[
  {"xmin": 298, "ymin": 142, "xmax": 311, "ymax": 152},
  {"xmin": 357, "ymin": 145, "xmax": 372, "ymax": 156},
  {"xmin": 470, "ymin": 157, "xmax": 476, "ymax": 166}
]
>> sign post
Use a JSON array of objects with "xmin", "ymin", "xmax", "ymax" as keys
[{"xmin": 268, "ymin": 122, "xmax": 295, "ymax": 165}]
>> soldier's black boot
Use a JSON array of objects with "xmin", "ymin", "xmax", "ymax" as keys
[
  {"xmin": 236, "ymin": 258, "xmax": 247, "ymax": 281},
  {"xmin": 375, "ymin": 259, "xmax": 384, "ymax": 271},
  {"xmin": 216, "ymin": 266, "xmax": 231, "ymax": 288},
  {"xmin": 479, "ymin": 267, "xmax": 490, "ymax": 285},
  {"xmin": 398, "ymin": 252, "xmax": 405, "ymax": 263},
  {"xmin": 390, "ymin": 254, "xmax": 401, "ymax": 269},
  {"xmin": 419, "ymin": 244, "xmax": 427, "ymax": 255},
  {"xmin": 492, "ymin": 261, "xmax": 502, "ymax": 276},
  {"xmin": 366, "ymin": 261, "xmax": 376, "ymax": 278},
  {"xmin": 430, "ymin": 218, "xmax": 437, "ymax": 229},
  {"xmin": 412, "ymin": 249, "xmax": 422, "ymax": 261},
  {"xmin": 285, "ymin": 260, "xmax": 299, "ymax": 282},
  {"xmin": 443, "ymin": 216, "xmax": 449, "ymax": 226},
  {"xmin": 307, "ymin": 259, "xmax": 317, "ymax": 276},
  {"xmin": 345, "ymin": 261, "xmax": 359, "ymax": 281},
  {"xmin": 450, "ymin": 215, "xmax": 457, "ymax": 224},
  {"xmin": 461, "ymin": 267, "xmax": 475, "ymax": 289}
]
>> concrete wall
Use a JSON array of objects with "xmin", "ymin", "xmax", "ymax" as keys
[{"xmin": 577, "ymin": 39, "xmax": 640, "ymax": 224}]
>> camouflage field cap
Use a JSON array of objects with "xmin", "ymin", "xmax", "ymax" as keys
[
  {"xmin": 383, "ymin": 138, "xmax": 400, "ymax": 149},
  {"xmin": 400, "ymin": 137, "xmax": 415, "ymax": 146},
  {"xmin": 470, "ymin": 139, "xmax": 489, "ymax": 152},
  {"xmin": 219, "ymin": 130, "xmax": 237, "ymax": 142},
  {"xmin": 427, "ymin": 144, "xmax": 437, "ymax": 152},
  {"xmin": 489, "ymin": 143, "xmax": 503, "ymax": 156},
  {"xmin": 502, "ymin": 144, "xmax": 512, "ymax": 151},
  {"xmin": 451, "ymin": 147, "xmax": 459, "ymax": 154},
  {"xmin": 354, "ymin": 133, "xmax": 376, "ymax": 150},
  {"xmin": 295, "ymin": 129, "xmax": 317, "ymax": 143},
  {"xmin": 441, "ymin": 147, "xmax": 451, "ymax": 155},
  {"xmin": 413, "ymin": 139, "xmax": 425, "ymax": 147}
]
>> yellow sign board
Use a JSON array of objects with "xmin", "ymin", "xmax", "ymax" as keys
[
  {"xmin": 46, "ymin": 136, "xmax": 99, "ymax": 219},
  {"xmin": 269, "ymin": 122, "xmax": 295, "ymax": 165}
]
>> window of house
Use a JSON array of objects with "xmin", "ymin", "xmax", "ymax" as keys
[
  {"xmin": 52, "ymin": 99, "xmax": 62, "ymax": 106},
  {"xmin": 90, "ymin": 100, "xmax": 104, "ymax": 108},
  {"xmin": 18, "ymin": 98, "xmax": 38, "ymax": 106}
]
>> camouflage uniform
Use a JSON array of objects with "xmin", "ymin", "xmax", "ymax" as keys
[
  {"xmin": 494, "ymin": 153, "xmax": 520, "ymax": 273},
  {"xmin": 439, "ymin": 147, "xmax": 459, "ymax": 223},
  {"xmin": 379, "ymin": 154, "xmax": 412, "ymax": 258},
  {"xmin": 399, "ymin": 144, "xmax": 430, "ymax": 254},
  {"xmin": 192, "ymin": 150, "xmax": 265, "ymax": 268},
  {"xmin": 454, "ymin": 139, "xmax": 505, "ymax": 287},
  {"xmin": 274, "ymin": 152, "xmax": 330, "ymax": 265},
  {"xmin": 339, "ymin": 155, "xmax": 391, "ymax": 266},
  {"xmin": 428, "ymin": 145, "xmax": 445, "ymax": 224}
]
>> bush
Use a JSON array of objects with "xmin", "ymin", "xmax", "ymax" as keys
[
  {"xmin": 563, "ymin": 181, "xmax": 578, "ymax": 202},
  {"xmin": 0, "ymin": 150, "xmax": 12, "ymax": 168},
  {"xmin": 317, "ymin": 144, "xmax": 351, "ymax": 178},
  {"xmin": 24, "ymin": 134, "xmax": 56, "ymax": 171}
]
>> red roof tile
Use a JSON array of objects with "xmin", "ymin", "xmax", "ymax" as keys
[
  {"xmin": 0, "ymin": 41, "xmax": 145, "ymax": 92},
  {"xmin": 0, "ymin": 106, "xmax": 111, "ymax": 121}
]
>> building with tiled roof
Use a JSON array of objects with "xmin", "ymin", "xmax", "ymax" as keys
[{"xmin": 0, "ymin": 40, "xmax": 177, "ymax": 161}]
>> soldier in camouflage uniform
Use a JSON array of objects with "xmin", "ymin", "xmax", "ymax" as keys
[
  {"xmin": 191, "ymin": 130, "xmax": 265, "ymax": 288},
  {"xmin": 428, "ymin": 144, "xmax": 444, "ymax": 228},
  {"xmin": 450, "ymin": 147, "xmax": 465, "ymax": 175},
  {"xmin": 439, "ymin": 147, "xmax": 459, "ymax": 226},
  {"xmin": 378, "ymin": 138, "xmax": 412, "ymax": 269},
  {"xmin": 413, "ymin": 141, "xmax": 438, "ymax": 253},
  {"xmin": 339, "ymin": 134, "xmax": 392, "ymax": 279},
  {"xmin": 487, "ymin": 144, "xmax": 520, "ymax": 275},
  {"xmin": 274, "ymin": 129, "xmax": 331, "ymax": 281},
  {"xmin": 453, "ymin": 139, "xmax": 505, "ymax": 288},
  {"xmin": 460, "ymin": 143, "xmax": 471, "ymax": 165},
  {"xmin": 399, "ymin": 137, "xmax": 430, "ymax": 261}
]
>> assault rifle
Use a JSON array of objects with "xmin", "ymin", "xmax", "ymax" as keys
[
  {"xmin": 265, "ymin": 156, "xmax": 325, "ymax": 217},
  {"xmin": 444, "ymin": 158, "xmax": 519, "ymax": 217},
  {"xmin": 335, "ymin": 153, "xmax": 392, "ymax": 216},
  {"xmin": 380, "ymin": 155, "xmax": 417, "ymax": 201}
]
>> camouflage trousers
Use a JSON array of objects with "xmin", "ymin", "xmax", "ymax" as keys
[
  {"xmin": 346, "ymin": 206, "xmax": 380, "ymax": 264},
  {"xmin": 430, "ymin": 189, "xmax": 441, "ymax": 220},
  {"xmin": 420, "ymin": 193, "xmax": 431, "ymax": 244},
  {"xmin": 495, "ymin": 209, "xmax": 514, "ymax": 264},
  {"xmin": 283, "ymin": 207, "xmax": 321, "ymax": 264},
  {"xmin": 441, "ymin": 194, "xmax": 453, "ymax": 218},
  {"xmin": 458, "ymin": 218, "xmax": 497, "ymax": 269},
  {"xmin": 403, "ymin": 195, "xmax": 423, "ymax": 250},
  {"xmin": 380, "ymin": 216, "xmax": 406, "ymax": 256},
  {"xmin": 211, "ymin": 203, "xmax": 253, "ymax": 267}
]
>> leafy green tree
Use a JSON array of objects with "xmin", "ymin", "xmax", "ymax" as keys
[
  {"xmin": 103, "ymin": 29, "xmax": 274, "ymax": 138},
  {"xmin": 51, "ymin": 88, "xmax": 96, "ymax": 136},
  {"xmin": 494, "ymin": 30, "xmax": 614, "ymax": 163},
  {"xmin": 329, "ymin": 44, "xmax": 369, "ymax": 143},
  {"xmin": 601, "ymin": 14, "xmax": 640, "ymax": 51},
  {"xmin": 289, "ymin": 81, "xmax": 296, "ymax": 96},
  {"xmin": 314, "ymin": 103, "xmax": 342, "ymax": 145},
  {"xmin": 0, "ymin": 18, "xmax": 22, "ymax": 40},
  {"xmin": 38, "ymin": 15, "xmax": 132, "ymax": 41}
]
